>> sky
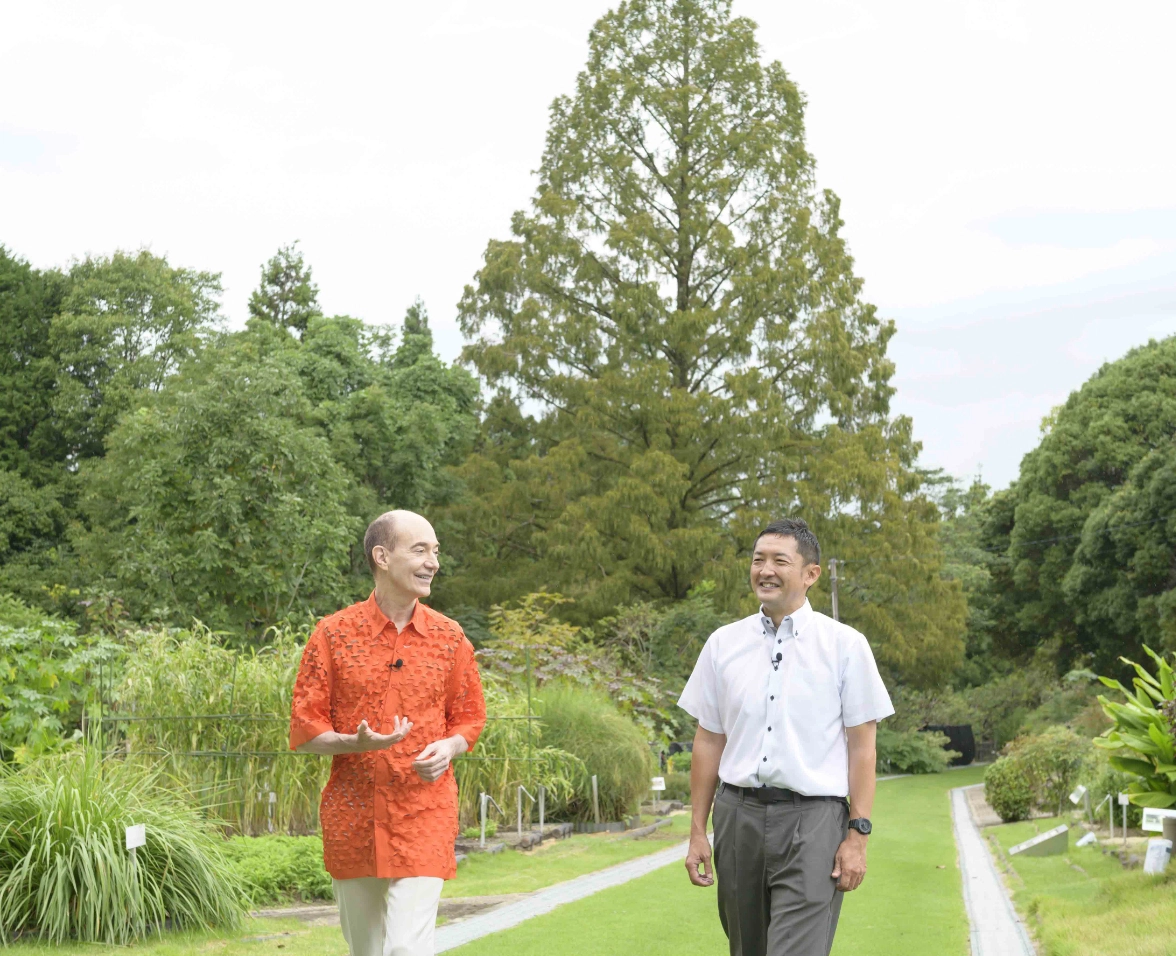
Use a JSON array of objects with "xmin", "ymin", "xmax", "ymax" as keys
[{"xmin": 3, "ymin": 0, "xmax": 1175, "ymax": 490}]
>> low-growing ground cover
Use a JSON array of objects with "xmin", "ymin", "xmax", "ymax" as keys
[
  {"xmin": 449, "ymin": 768, "xmax": 983, "ymax": 956},
  {"xmin": 989, "ymin": 816, "xmax": 1176, "ymax": 955}
]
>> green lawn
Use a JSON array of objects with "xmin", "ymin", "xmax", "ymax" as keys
[
  {"xmin": 451, "ymin": 767, "xmax": 985, "ymax": 956},
  {"xmin": 444, "ymin": 814, "xmax": 689, "ymax": 898},
  {"xmin": 989, "ymin": 816, "xmax": 1176, "ymax": 956},
  {"xmin": 10, "ymin": 918, "xmax": 348, "ymax": 956},
  {"xmin": 13, "ymin": 773, "xmax": 983, "ymax": 956}
]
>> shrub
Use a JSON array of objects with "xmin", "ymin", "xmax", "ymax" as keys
[
  {"xmin": 985, "ymin": 757, "xmax": 1033, "ymax": 823},
  {"xmin": 0, "ymin": 748, "xmax": 246, "ymax": 943},
  {"xmin": 0, "ymin": 595, "xmax": 119, "ymax": 761},
  {"xmin": 668, "ymin": 751, "xmax": 692, "ymax": 773},
  {"xmin": 222, "ymin": 836, "xmax": 332, "ymax": 906},
  {"xmin": 537, "ymin": 684, "xmax": 655, "ymax": 821},
  {"xmin": 1004, "ymin": 726, "xmax": 1092, "ymax": 816},
  {"xmin": 875, "ymin": 726, "xmax": 957, "ymax": 774},
  {"xmin": 461, "ymin": 818, "xmax": 499, "ymax": 839},
  {"xmin": 662, "ymin": 771, "xmax": 691, "ymax": 803}
]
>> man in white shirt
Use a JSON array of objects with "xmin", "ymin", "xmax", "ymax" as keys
[{"xmin": 679, "ymin": 518, "xmax": 894, "ymax": 956}]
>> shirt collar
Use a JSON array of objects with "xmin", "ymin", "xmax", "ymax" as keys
[
  {"xmin": 364, "ymin": 592, "xmax": 429, "ymax": 637},
  {"xmin": 759, "ymin": 598, "xmax": 814, "ymax": 638}
]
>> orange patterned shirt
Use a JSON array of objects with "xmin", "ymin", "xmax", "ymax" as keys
[{"xmin": 288, "ymin": 594, "xmax": 486, "ymax": 880}]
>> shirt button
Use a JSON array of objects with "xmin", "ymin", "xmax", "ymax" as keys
[
  {"xmin": 768, "ymin": 726, "xmax": 772, "ymax": 731},
  {"xmin": 770, "ymin": 695, "xmax": 775, "ymax": 700},
  {"xmin": 762, "ymin": 756, "xmax": 767, "ymax": 762}
]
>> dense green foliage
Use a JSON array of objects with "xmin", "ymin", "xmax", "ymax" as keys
[
  {"xmin": 0, "ymin": 595, "xmax": 117, "ymax": 762},
  {"xmin": 983, "ymin": 337, "xmax": 1176, "ymax": 672},
  {"xmin": 0, "ymin": 749, "xmax": 246, "ymax": 943},
  {"xmin": 221, "ymin": 835, "xmax": 333, "ymax": 905},
  {"xmin": 875, "ymin": 726, "xmax": 956, "ymax": 775},
  {"xmin": 77, "ymin": 343, "xmax": 359, "ymax": 629},
  {"xmin": 983, "ymin": 756, "xmax": 1033, "ymax": 823}
]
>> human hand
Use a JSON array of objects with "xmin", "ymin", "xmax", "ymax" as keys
[
  {"xmin": 352, "ymin": 717, "xmax": 412, "ymax": 752},
  {"xmin": 685, "ymin": 832, "xmax": 714, "ymax": 887},
  {"xmin": 831, "ymin": 834, "xmax": 867, "ymax": 891},
  {"xmin": 412, "ymin": 737, "xmax": 459, "ymax": 782}
]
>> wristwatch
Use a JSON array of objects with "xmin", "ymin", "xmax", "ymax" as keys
[{"xmin": 848, "ymin": 818, "xmax": 872, "ymax": 836}]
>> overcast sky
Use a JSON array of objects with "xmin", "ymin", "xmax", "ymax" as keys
[{"xmin": 3, "ymin": 1, "xmax": 1174, "ymax": 490}]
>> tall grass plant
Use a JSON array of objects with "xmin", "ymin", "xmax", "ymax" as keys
[
  {"xmin": 0, "ymin": 747, "xmax": 246, "ymax": 944},
  {"xmin": 537, "ymin": 684, "xmax": 655, "ymax": 821},
  {"xmin": 108, "ymin": 623, "xmax": 328, "ymax": 834}
]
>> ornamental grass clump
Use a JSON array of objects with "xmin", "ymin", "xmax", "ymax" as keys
[
  {"xmin": 0, "ymin": 747, "xmax": 247, "ymax": 944},
  {"xmin": 537, "ymin": 684, "xmax": 655, "ymax": 821}
]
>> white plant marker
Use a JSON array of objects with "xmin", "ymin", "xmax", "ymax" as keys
[
  {"xmin": 1119, "ymin": 792, "xmax": 1130, "ymax": 845},
  {"xmin": 126, "ymin": 823, "xmax": 146, "ymax": 872},
  {"xmin": 1143, "ymin": 838, "xmax": 1171, "ymax": 875},
  {"xmin": 651, "ymin": 775, "xmax": 666, "ymax": 814}
]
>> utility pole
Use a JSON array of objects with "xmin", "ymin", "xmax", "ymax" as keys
[{"xmin": 828, "ymin": 558, "xmax": 840, "ymax": 622}]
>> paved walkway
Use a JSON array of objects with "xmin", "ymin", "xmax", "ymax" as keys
[
  {"xmin": 950, "ymin": 785, "xmax": 1036, "ymax": 956},
  {"xmin": 434, "ymin": 839, "xmax": 690, "ymax": 952}
]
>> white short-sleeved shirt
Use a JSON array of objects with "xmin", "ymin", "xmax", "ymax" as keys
[{"xmin": 678, "ymin": 599, "xmax": 893, "ymax": 797}]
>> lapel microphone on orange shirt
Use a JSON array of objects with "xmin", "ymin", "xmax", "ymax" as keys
[{"xmin": 389, "ymin": 659, "xmax": 404, "ymax": 669}]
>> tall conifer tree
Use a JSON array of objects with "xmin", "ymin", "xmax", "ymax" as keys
[{"xmin": 448, "ymin": 0, "xmax": 964, "ymax": 684}]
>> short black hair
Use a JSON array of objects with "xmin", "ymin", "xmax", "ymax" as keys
[
  {"xmin": 363, "ymin": 512, "xmax": 398, "ymax": 574},
  {"xmin": 753, "ymin": 517, "xmax": 821, "ymax": 567}
]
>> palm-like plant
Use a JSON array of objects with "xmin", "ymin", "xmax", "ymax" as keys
[{"xmin": 1094, "ymin": 646, "xmax": 1176, "ymax": 808}]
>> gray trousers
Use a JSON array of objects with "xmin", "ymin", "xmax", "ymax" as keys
[{"xmin": 712, "ymin": 783, "xmax": 849, "ymax": 956}]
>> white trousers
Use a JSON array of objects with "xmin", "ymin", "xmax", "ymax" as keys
[{"xmin": 332, "ymin": 877, "xmax": 444, "ymax": 956}]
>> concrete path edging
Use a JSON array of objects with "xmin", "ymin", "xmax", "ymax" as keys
[
  {"xmin": 434, "ymin": 839, "xmax": 690, "ymax": 952},
  {"xmin": 950, "ymin": 785, "xmax": 1036, "ymax": 956}
]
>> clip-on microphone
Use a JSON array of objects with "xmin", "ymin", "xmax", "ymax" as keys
[
  {"xmin": 771, "ymin": 652, "xmax": 782, "ymax": 671},
  {"xmin": 391, "ymin": 659, "xmax": 404, "ymax": 669}
]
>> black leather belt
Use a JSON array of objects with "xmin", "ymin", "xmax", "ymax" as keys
[{"xmin": 722, "ymin": 783, "xmax": 848, "ymax": 806}]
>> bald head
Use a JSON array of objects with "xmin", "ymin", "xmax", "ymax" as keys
[{"xmin": 363, "ymin": 510, "xmax": 435, "ymax": 574}]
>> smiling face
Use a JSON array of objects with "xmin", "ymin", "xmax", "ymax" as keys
[
  {"xmin": 750, "ymin": 533, "xmax": 821, "ymax": 619},
  {"xmin": 371, "ymin": 511, "xmax": 440, "ymax": 602}
]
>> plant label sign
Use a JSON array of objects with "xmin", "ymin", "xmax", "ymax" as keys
[
  {"xmin": 651, "ymin": 777, "xmax": 666, "ymax": 792},
  {"xmin": 1141, "ymin": 808, "xmax": 1176, "ymax": 832},
  {"xmin": 1119, "ymin": 793, "xmax": 1131, "ymax": 807},
  {"xmin": 1143, "ymin": 838, "xmax": 1171, "ymax": 875},
  {"xmin": 1008, "ymin": 824, "xmax": 1068, "ymax": 857},
  {"xmin": 125, "ymin": 824, "xmax": 146, "ymax": 851}
]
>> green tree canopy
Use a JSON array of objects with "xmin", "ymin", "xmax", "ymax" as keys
[
  {"xmin": 51, "ymin": 250, "xmax": 222, "ymax": 463},
  {"xmin": 76, "ymin": 337, "xmax": 359, "ymax": 632},
  {"xmin": 1064, "ymin": 437, "xmax": 1176, "ymax": 666},
  {"xmin": 446, "ymin": 0, "xmax": 963, "ymax": 684},
  {"xmin": 248, "ymin": 242, "xmax": 321, "ymax": 337},
  {"xmin": 984, "ymin": 336, "xmax": 1176, "ymax": 671},
  {"xmin": 0, "ymin": 247, "xmax": 67, "ymax": 484}
]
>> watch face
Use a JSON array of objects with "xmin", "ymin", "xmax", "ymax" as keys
[{"xmin": 851, "ymin": 818, "xmax": 872, "ymax": 835}]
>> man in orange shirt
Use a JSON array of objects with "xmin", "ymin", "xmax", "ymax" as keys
[{"xmin": 289, "ymin": 510, "xmax": 486, "ymax": 956}]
